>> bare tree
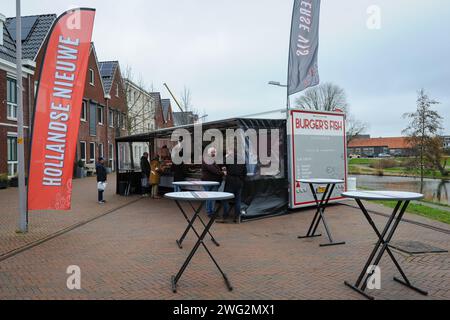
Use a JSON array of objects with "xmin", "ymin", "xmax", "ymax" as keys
[
  {"xmin": 295, "ymin": 82, "xmax": 368, "ymax": 143},
  {"xmin": 295, "ymin": 82, "xmax": 349, "ymax": 111},
  {"xmin": 122, "ymin": 66, "xmax": 156, "ymax": 135},
  {"xmin": 180, "ymin": 86, "xmax": 192, "ymax": 112},
  {"xmin": 346, "ymin": 114, "xmax": 369, "ymax": 144},
  {"xmin": 403, "ymin": 89, "xmax": 444, "ymax": 185}
]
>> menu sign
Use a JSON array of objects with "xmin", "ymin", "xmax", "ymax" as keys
[{"xmin": 288, "ymin": 110, "xmax": 347, "ymax": 208}]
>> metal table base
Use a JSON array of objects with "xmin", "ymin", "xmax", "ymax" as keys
[
  {"xmin": 298, "ymin": 182, "xmax": 346, "ymax": 247},
  {"xmin": 344, "ymin": 199, "xmax": 428, "ymax": 300}
]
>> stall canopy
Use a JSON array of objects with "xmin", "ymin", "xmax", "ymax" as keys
[{"xmin": 115, "ymin": 117, "xmax": 289, "ymax": 219}]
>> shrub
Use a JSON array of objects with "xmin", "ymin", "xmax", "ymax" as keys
[{"xmin": 370, "ymin": 159, "xmax": 397, "ymax": 170}]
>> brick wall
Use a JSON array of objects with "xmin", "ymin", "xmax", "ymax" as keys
[{"xmin": 0, "ymin": 68, "xmax": 31, "ymax": 176}]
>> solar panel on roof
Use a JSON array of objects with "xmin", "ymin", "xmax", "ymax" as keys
[{"xmin": 7, "ymin": 16, "xmax": 38, "ymax": 42}]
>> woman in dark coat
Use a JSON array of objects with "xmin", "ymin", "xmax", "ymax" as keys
[{"xmin": 96, "ymin": 157, "xmax": 107, "ymax": 204}]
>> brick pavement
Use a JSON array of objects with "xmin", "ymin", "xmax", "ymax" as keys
[
  {"xmin": 0, "ymin": 178, "xmax": 449, "ymax": 300},
  {"xmin": 0, "ymin": 174, "xmax": 139, "ymax": 258}
]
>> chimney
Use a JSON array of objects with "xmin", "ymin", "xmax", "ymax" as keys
[{"xmin": 0, "ymin": 14, "xmax": 5, "ymax": 46}]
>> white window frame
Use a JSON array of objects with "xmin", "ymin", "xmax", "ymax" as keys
[
  {"xmin": 7, "ymin": 77, "xmax": 18, "ymax": 121},
  {"xmin": 98, "ymin": 143, "xmax": 104, "ymax": 159},
  {"xmin": 89, "ymin": 142, "xmax": 96, "ymax": 163},
  {"xmin": 81, "ymin": 101, "xmax": 87, "ymax": 122},
  {"xmin": 121, "ymin": 113, "xmax": 126, "ymax": 130},
  {"xmin": 116, "ymin": 83, "xmax": 119, "ymax": 97},
  {"xmin": 7, "ymin": 133, "xmax": 18, "ymax": 177},
  {"xmin": 89, "ymin": 68, "xmax": 95, "ymax": 86},
  {"xmin": 108, "ymin": 143, "xmax": 114, "ymax": 171},
  {"xmin": 80, "ymin": 141, "xmax": 87, "ymax": 163},
  {"xmin": 97, "ymin": 105, "xmax": 104, "ymax": 125},
  {"xmin": 108, "ymin": 108, "xmax": 114, "ymax": 128}
]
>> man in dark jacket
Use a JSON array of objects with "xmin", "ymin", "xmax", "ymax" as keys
[
  {"xmin": 96, "ymin": 157, "xmax": 107, "ymax": 204},
  {"xmin": 220, "ymin": 150, "xmax": 247, "ymax": 223},
  {"xmin": 172, "ymin": 150, "xmax": 187, "ymax": 192},
  {"xmin": 201, "ymin": 147, "xmax": 224, "ymax": 215},
  {"xmin": 140, "ymin": 152, "xmax": 150, "ymax": 196}
]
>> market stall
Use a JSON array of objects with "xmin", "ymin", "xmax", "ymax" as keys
[{"xmin": 115, "ymin": 110, "xmax": 347, "ymax": 220}]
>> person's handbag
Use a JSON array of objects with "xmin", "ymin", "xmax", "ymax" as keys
[{"xmin": 97, "ymin": 181, "xmax": 107, "ymax": 191}]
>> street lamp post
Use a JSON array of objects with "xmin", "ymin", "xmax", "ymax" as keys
[
  {"xmin": 16, "ymin": 0, "xmax": 28, "ymax": 233},
  {"xmin": 268, "ymin": 81, "xmax": 288, "ymax": 88},
  {"xmin": 268, "ymin": 81, "xmax": 290, "ymax": 116}
]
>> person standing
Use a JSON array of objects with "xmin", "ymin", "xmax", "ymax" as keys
[
  {"xmin": 140, "ymin": 152, "xmax": 151, "ymax": 196},
  {"xmin": 201, "ymin": 147, "xmax": 224, "ymax": 216},
  {"xmin": 150, "ymin": 155, "xmax": 162, "ymax": 199},
  {"xmin": 96, "ymin": 157, "xmax": 107, "ymax": 204},
  {"xmin": 172, "ymin": 150, "xmax": 187, "ymax": 192},
  {"xmin": 220, "ymin": 150, "xmax": 247, "ymax": 224}
]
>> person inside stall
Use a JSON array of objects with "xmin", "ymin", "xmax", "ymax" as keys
[
  {"xmin": 172, "ymin": 149, "xmax": 188, "ymax": 192},
  {"xmin": 201, "ymin": 147, "xmax": 224, "ymax": 216},
  {"xmin": 218, "ymin": 147, "xmax": 247, "ymax": 224},
  {"xmin": 149, "ymin": 155, "xmax": 162, "ymax": 199},
  {"xmin": 140, "ymin": 152, "xmax": 150, "ymax": 196}
]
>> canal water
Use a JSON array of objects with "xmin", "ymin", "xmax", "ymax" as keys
[{"xmin": 354, "ymin": 175, "xmax": 450, "ymax": 205}]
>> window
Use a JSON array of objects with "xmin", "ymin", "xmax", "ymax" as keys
[
  {"xmin": 89, "ymin": 142, "xmax": 96, "ymax": 163},
  {"xmin": 98, "ymin": 143, "xmax": 104, "ymax": 159},
  {"xmin": 121, "ymin": 113, "xmax": 126, "ymax": 130},
  {"xmin": 34, "ymin": 81, "xmax": 39, "ymax": 98},
  {"xmin": 7, "ymin": 78, "xmax": 18, "ymax": 120},
  {"xmin": 97, "ymin": 105, "xmax": 104, "ymax": 125},
  {"xmin": 108, "ymin": 109, "xmax": 114, "ymax": 127},
  {"xmin": 116, "ymin": 83, "xmax": 119, "ymax": 97},
  {"xmin": 81, "ymin": 101, "xmax": 87, "ymax": 121},
  {"xmin": 89, "ymin": 102, "xmax": 97, "ymax": 136},
  {"xmin": 108, "ymin": 143, "xmax": 114, "ymax": 170},
  {"xmin": 7, "ymin": 135, "xmax": 18, "ymax": 177},
  {"xmin": 89, "ymin": 69, "xmax": 95, "ymax": 86},
  {"xmin": 80, "ymin": 141, "xmax": 86, "ymax": 163}
]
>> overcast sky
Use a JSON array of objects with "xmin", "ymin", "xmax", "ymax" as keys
[{"xmin": 2, "ymin": 0, "xmax": 450, "ymax": 136}]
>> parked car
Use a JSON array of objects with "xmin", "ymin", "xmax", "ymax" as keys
[
  {"xmin": 378, "ymin": 153, "xmax": 392, "ymax": 158},
  {"xmin": 349, "ymin": 154, "xmax": 361, "ymax": 159}
]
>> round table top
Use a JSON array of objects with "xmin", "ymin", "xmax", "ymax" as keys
[
  {"xmin": 165, "ymin": 192, "xmax": 234, "ymax": 201},
  {"xmin": 173, "ymin": 181, "xmax": 220, "ymax": 187},
  {"xmin": 297, "ymin": 179, "xmax": 345, "ymax": 185},
  {"xmin": 342, "ymin": 191, "xmax": 424, "ymax": 201}
]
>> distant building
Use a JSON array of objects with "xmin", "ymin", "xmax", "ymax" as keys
[
  {"xmin": 173, "ymin": 112, "xmax": 196, "ymax": 126},
  {"xmin": 124, "ymin": 79, "xmax": 156, "ymax": 134},
  {"xmin": 442, "ymin": 136, "xmax": 450, "ymax": 149},
  {"xmin": 348, "ymin": 137, "xmax": 412, "ymax": 157}
]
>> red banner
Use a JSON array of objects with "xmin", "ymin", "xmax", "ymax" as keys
[{"xmin": 28, "ymin": 8, "xmax": 96, "ymax": 211}]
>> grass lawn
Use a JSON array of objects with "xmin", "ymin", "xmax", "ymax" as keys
[{"xmin": 374, "ymin": 201, "xmax": 450, "ymax": 225}]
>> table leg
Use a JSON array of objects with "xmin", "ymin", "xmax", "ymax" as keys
[
  {"xmin": 172, "ymin": 201, "xmax": 232, "ymax": 293},
  {"xmin": 176, "ymin": 201, "xmax": 220, "ymax": 248},
  {"xmin": 297, "ymin": 183, "xmax": 329, "ymax": 239},
  {"xmin": 299, "ymin": 183, "xmax": 345, "ymax": 247},
  {"xmin": 345, "ymin": 199, "xmax": 428, "ymax": 299}
]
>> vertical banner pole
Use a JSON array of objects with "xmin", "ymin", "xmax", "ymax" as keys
[{"xmin": 16, "ymin": 0, "xmax": 28, "ymax": 233}]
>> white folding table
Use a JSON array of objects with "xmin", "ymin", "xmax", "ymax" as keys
[
  {"xmin": 165, "ymin": 191, "xmax": 234, "ymax": 293},
  {"xmin": 342, "ymin": 190, "xmax": 428, "ymax": 300}
]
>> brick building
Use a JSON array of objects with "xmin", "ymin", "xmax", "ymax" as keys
[
  {"xmin": 74, "ymin": 50, "xmax": 128, "ymax": 172},
  {"xmin": 348, "ymin": 137, "xmax": 413, "ymax": 157},
  {"xmin": 0, "ymin": 14, "xmax": 55, "ymax": 177},
  {"xmin": 1, "ymin": 12, "xmax": 129, "ymax": 179}
]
